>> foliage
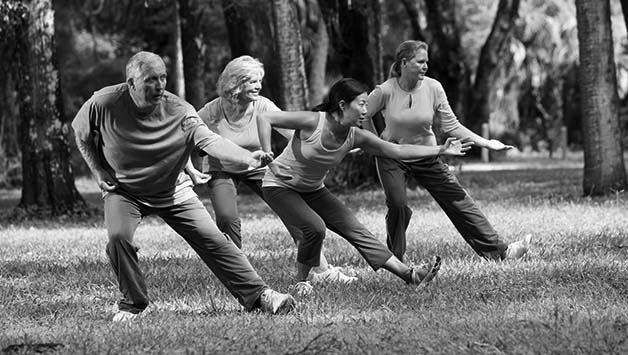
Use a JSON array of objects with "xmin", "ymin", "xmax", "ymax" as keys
[
  {"xmin": 1, "ymin": 168, "xmax": 628, "ymax": 354},
  {"xmin": 1, "ymin": 0, "xmax": 627, "ymax": 189}
]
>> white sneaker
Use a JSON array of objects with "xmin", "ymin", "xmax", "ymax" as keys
[
  {"xmin": 259, "ymin": 289, "xmax": 296, "ymax": 314},
  {"xmin": 408, "ymin": 256, "xmax": 442, "ymax": 285},
  {"xmin": 504, "ymin": 234, "xmax": 532, "ymax": 260},
  {"xmin": 292, "ymin": 281, "xmax": 314, "ymax": 296},
  {"xmin": 112, "ymin": 310, "xmax": 140, "ymax": 322},
  {"xmin": 308, "ymin": 265, "xmax": 358, "ymax": 284}
]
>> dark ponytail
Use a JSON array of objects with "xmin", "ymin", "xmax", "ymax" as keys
[{"xmin": 311, "ymin": 78, "xmax": 369, "ymax": 113}]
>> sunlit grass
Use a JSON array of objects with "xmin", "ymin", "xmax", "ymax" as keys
[{"xmin": 1, "ymin": 168, "xmax": 627, "ymax": 354}]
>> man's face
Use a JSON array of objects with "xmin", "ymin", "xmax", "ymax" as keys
[{"xmin": 129, "ymin": 58, "xmax": 167, "ymax": 110}]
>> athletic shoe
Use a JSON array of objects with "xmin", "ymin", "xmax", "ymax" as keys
[
  {"xmin": 112, "ymin": 310, "xmax": 140, "ymax": 322},
  {"xmin": 259, "ymin": 289, "xmax": 296, "ymax": 314},
  {"xmin": 504, "ymin": 234, "xmax": 532, "ymax": 260},
  {"xmin": 308, "ymin": 265, "xmax": 358, "ymax": 284},
  {"xmin": 408, "ymin": 256, "xmax": 442, "ymax": 285},
  {"xmin": 292, "ymin": 281, "xmax": 314, "ymax": 296}
]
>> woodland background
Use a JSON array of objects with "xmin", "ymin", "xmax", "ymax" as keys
[{"xmin": 0, "ymin": 0, "xmax": 627, "ymax": 216}]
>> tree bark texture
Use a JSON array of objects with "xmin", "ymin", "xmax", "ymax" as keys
[
  {"xmin": 423, "ymin": 0, "xmax": 470, "ymax": 121},
  {"xmin": 304, "ymin": 0, "xmax": 328, "ymax": 107},
  {"xmin": 318, "ymin": 0, "xmax": 383, "ymax": 90},
  {"xmin": 399, "ymin": 0, "xmax": 424, "ymax": 42},
  {"xmin": 575, "ymin": 0, "xmax": 627, "ymax": 196},
  {"xmin": 271, "ymin": 0, "xmax": 309, "ymax": 111},
  {"xmin": 172, "ymin": 0, "xmax": 186, "ymax": 99},
  {"xmin": 15, "ymin": 0, "xmax": 85, "ymax": 214},
  {"xmin": 179, "ymin": 0, "xmax": 206, "ymax": 109},
  {"xmin": 317, "ymin": 0, "xmax": 382, "ymax": 188},
  {"xmin": 467, "ymin": 0, "xmax": 520, "ymax": 135}
]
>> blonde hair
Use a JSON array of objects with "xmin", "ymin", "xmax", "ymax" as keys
[
  {"xmin": 217, "ymin": 55, "xmax": 265, "ymax": 102},
  {"xmin": 388, "ymin": 40, "xmax": 429, "ymax": 78}
]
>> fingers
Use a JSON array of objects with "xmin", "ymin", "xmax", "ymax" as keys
[
  {"xmin": 195, "ymin": 173, "xmax": 211, "ymax": 185},
  {"xmin": 100, "ymin": 180, "xmax": 118, "ymax": 192},
  {"xmin": 444, "ymin": 137, "xmax": 457, "ymax": 145}
]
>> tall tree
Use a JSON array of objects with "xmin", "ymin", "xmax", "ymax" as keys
[
  {"xmin": 399, "ymin": 0, "xmax": 424, "ymax": 41},
  {"xmin": 179, "ymin": 0, "xmax": 207, "ymax": 109},
  {"xmin": 221, "ymin": 0, "xmax": 281, "ymax": 103},
  {"xmin": 318, "ymin": 0, "xmax": 384, "ymax": 89},
  {"xmin": 270, "ymin": 0, "xmax": 309, "ymax": 110},
  {"xmin": 575, "ymin": 0, "xmax": 627, "ymax": 196},
  {"xmin": 423, "ymin": 0, "xmax": 470, "ymax": 118},
  {"xmin": 620, "ymin": 0, "xmax": 628, "ymax": 37},
  {"xmin": 301, "ymin": 0, "xmax": 329, "ymax": 107},
  {"xmin": 317, "ymin": 0, "xmax": 383, "ymax": 188},
  {"xmin": 0, "ymin": 3, "xmax": 22, "ymax": 188},
  {"xmin": 13, "ymin": 0, "xmax": 86, "ymax": 215},
  {"xmin": 172, "ymin": 0, "xmax": 186, "ymax": 99},
  {"xmin": 466, "ymin": 0, "xmax": 521, "ymax": 135}
]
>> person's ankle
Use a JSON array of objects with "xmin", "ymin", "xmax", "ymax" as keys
[{"xmin": 402, "ymin": 268, "xmax": 413, "ymax": 284}]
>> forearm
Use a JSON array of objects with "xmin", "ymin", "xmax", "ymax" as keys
[
  {"xmin": 75, "ymin": 137, "xmax": 106, "ymax": 178},
  {"xmin": 449, "ymin": 126, "xmax": 490, "ymax": 148},
  {"xmin": 395, "ymin": 144, "xmax": 443, "ymax": 159},
  {"xmin": 257, "ymin": 114, "xmax": 273, "ymax": 153},
  {"xmin": 199, "ymin": 137, "xmax": 256, "ymax": 166}
]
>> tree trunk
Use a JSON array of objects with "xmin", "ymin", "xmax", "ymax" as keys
[
  {"xmin": 399, "ymin": 0, "xmax": 424, "ymax": 42},
  {"xmin": 317, "ymin": 0, "xmax": 383, "ymax": 189},
  {"xmin": 575, "ymin": 0, "xmax": 627, "ymax": 196},
  {"xmin": 270, "ymin": 0, "xmax": 309, "ymax": 111},
  {"xmin": 306, "ymin": 0, "xmax": 328, "ymax": 107},
  {"xmin": 172, "ymin": 0, "xmax": 185, "ymax": 99},
  {"xmin": 222, "ymin": 0, "xmax": 281, "ymax": 104},
  {"xmin": 466, "ymin": 0, "xmax": 520, "ymax": 135},
  {"xmin": 620, "ymin": 0, "xmax": 628, "ymax": 42},
  {"xmin": 318, "ymin": 0, "xmax": 384, "ymax": 89},
  {"xmin": 15, "ymin": 0, "xmax": 86, "ymax": 215},
  {"xmin": 423, "ymin": 0, "xmax": 470, "ymax": 120},
  {"xmin": 179, "ymin": 0, "xmax": 206, "ymax": 109}
]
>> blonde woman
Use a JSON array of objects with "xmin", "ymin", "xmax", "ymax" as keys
[{"xmin": 190, "ymin": 56, "xmax": 356, "ymax": 283}]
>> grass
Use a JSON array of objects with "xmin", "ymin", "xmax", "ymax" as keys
[{"xmin": 1, "ymin": 166, "xmax": 627, "ymax": 354}]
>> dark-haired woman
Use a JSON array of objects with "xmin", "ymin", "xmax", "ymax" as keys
[
  {"xmin": 362, "ymin": 40, "xmax": 531, "ymax": 262},
  {"xmin": 257, "ymin": 78, "xmax": 473, "ymax": 294}
]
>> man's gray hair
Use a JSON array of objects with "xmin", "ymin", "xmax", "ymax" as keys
[{"xmin": 126, "ymin": 51, "xmax": 163, "ymax": 81}]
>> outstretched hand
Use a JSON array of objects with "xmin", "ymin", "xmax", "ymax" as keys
[
  {"xmin": 486, "ymin": 139, "xmax": 515, "ymax": 151},
  {"xmin": 441, "ymin": 137, "xmax": 474, "ymax": 156},
  {"xmin": 250, "ymin": 150, "xmax": 275, "ymax": 168}
]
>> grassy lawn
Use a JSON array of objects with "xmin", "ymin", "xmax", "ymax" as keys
[{"xmin": 1, "ymin": 165, "xmax": 627, "ymax": 354}]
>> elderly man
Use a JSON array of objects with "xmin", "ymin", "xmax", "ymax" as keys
[{"xmin": 72, "ymin": 51, "xmax": 294, "ymax": 321}]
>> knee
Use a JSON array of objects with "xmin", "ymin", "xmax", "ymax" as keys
[
  {"xmin": 301, "ymin": 221, "xmax": 326, "ymax": 243},
  {"xmin": 385, "ymin": 198, "xmax": 409, "ymax": 210},
  {"xmin": 215, "ymin": 213, "xmax": 240, "ymax": 231}
]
